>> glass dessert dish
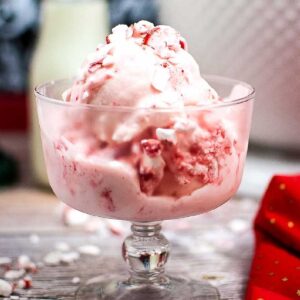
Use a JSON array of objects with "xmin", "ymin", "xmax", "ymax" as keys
[{"xmin": 35, "ymin": 75, "xmax": 254, "ymax": 299}]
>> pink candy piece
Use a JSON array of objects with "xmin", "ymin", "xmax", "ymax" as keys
[
  {"xmin": 17, "ymin": 276, "xmax": 33, "ymax": 289},
  {"xmin": 0, "ymin": 279, "xmax": 12, "ymax": 296}
]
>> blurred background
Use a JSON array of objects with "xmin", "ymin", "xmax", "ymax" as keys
[{"xmin": 0, "ymin": 0, "xmax": 299, "ymax": 197}]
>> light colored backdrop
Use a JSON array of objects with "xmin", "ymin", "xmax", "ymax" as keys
[{"xmin": 160, "ymin": 0, "xmax": 300, "ymax": 151}]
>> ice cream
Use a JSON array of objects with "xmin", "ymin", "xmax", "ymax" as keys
[
  {"xmin": 38, "ymin": 21, "xmax": 253, "ymax": 221},
  {"xmin": 62, "ymin": 21, "xmax": 217, "ymax": 107},
  {"xmin": 62, "ymin": 21, "xmax": 219, "ymax": 144}
]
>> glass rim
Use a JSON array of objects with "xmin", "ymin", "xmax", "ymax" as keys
[{"xmin": 34, "ymin": 74, "xmax": 255, "ymax": 112}]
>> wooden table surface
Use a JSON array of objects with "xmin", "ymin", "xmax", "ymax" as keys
[{"xmin": 0, "ymin": 187, "xmax": 258, "ymax": 300}]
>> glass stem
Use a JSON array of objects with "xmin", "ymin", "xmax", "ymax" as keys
[{"xmin": 122, "ymin": 222, "xmax": 170, "ymax": 285}]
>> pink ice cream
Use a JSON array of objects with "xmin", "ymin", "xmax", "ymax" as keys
[
  {"xmin": 39, "ymin": 21, "xmax": 253, "ymax": 221},
  {"xmin": 62, "ymin": 21, "xmax": 217, "ymax": 107}
]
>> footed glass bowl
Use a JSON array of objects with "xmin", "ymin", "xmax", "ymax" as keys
[{"xmin": 35, "ymin": 75, "xmax": 254, "ymax": 299}]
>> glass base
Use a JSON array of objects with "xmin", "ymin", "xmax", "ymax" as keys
[{"xmin": 75, "ymin": 275, "xmax": 220, "ymax": 300}]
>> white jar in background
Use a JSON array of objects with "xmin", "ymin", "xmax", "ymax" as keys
[
  {"xmin": 160, "ymin": 0, "xmax": 300, "ymax": 151},
  {"xmin": 29, "ymin": 0, "xmax": 109, "ymax": 186}
]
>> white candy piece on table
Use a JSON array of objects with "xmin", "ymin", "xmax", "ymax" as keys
[
  {"xmin": 228, "ymin": 219, "xmax": 249, "ymax": 233},
  {"xmin": 55, "ymin": 242, "xmax": 70, "ymax": 252},
  {"xmin": 60, "ymin": 252, "xmax": 80, "ymax": 264},
  {"xmin": 18, "ymin": 255, "xmax": 30, "ymax": 267},
  {"xmin": 17, "ymin": 276, "xmax": 33, "ymax": 289},
  {"xmin": 105, "ymin": 219, "xmax": 126, "ymax": 236},
  {"xmin": 0, "ymin": 257, "xmax": 12, "ymax": 266},
  {"xmin": 78, "ymin": 245, "xmax": 101, "ymax": 256},
  {"xmin": 18, "ymin": 255, "xmax": 36, "ymax": 272},
  {"xmin": 84, "ymin": 217, "xmax": 103, "ymax": 233},
  {"xmin": 4, "ymin": 269, "xmax": 25, "ymax": 280},
  {"xmin": 72, "ymin": 277, "xmax": 81, "ymax": 284},
  {"xmin": 63, "ymin": 206, "xmax": 90, "ymax": 226},
  {"xmin": 43, "ymin": 251, "xmax": 62, "ymax": 266},
  {"xmin": 29, "ymin": 234, "xmax": 40, "ymax": 245},
  {"xmin": 0, "ymin": 279, "xmax": 12, "ymax": 297},
  {"xmin": 44, "ymin": 250, "xmax": 80, "ymax": 266}
]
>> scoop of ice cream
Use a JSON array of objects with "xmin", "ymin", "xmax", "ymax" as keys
[
  {"xmin": 63, "ymin": 21, "xmax": 218, "ymax": 107},
  {"xmin": 62, "ymin": 21, "xmax": 220, "ymax": 145},
  {"xmin": 59, "ymin": 21, "xmax": 237, "ymax": 198}
]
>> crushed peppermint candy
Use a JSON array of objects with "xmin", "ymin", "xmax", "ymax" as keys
[
  {"xmin": 0, "ymin": 279, "xmax": 12, "ymax": 297},
  {"xmin": 140, "ymin": 139, "xmax": 162, "ymax": 157},
  {"xmin": 71, "ymin": 277, "xmax": 81, "ymax": 284},
  {"xmin": 4, "ymin": 269, "xmax": 25, "ymax": 280},
  {"xmin": 63, "ymin": 206, "xmax": 90, "ymax": 226},
  {"xmin": 17, "ymin": 276, "xmax": 32, "ymax": 289},
  {"xmin": 228, "ymin": 219, "xmax": 249, "ymax": 233},
  {"xmin": 44, "ymin": 251, "xmax": 80, "ymax": 266},
  {"xmin": 173, "ymin": 118, "xmax": 197, "ymax": 132},
  {"xmin": 156, "ymin": 128, "xmax": 177, "ymax": 144},
  {"xmin": 17, "ymin": 255, "xmax": 36, "ymax": 272},
  {"xmin": 43, "ymin": 251, "xmax": 61, "ymax": 266},
  {"xmin": 105, "ymin": 219, "xmax": 125, "ymax": 236},
  {"xmin": 29, "ymin": 234, "xmax": 40, "ymax": 245},
  {"xmin": 78, "ymin": 245, "xmax": 101, "ymax": 256},
  {"xmin": 0, "ymin": 257, "xmax": 12, "ymax": 266},
  {"xmin": 139, "ymin": 139, "xmax": 165, "ymax": 195},
  {"xmin": 60, "ymin": 252, "xmax": 80, "ymax": 264},
  {"xmin": 84, "ymin": 218, "xmax": 103, "ymax": 233},
  {"xmin": 55, "ymin": 242, "xmax": 70, "ymax": 252}
]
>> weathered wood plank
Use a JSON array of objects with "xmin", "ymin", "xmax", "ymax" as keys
[{"xmin": 0, "ymin": 188, "xmax": 257, "ymax": 300}]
